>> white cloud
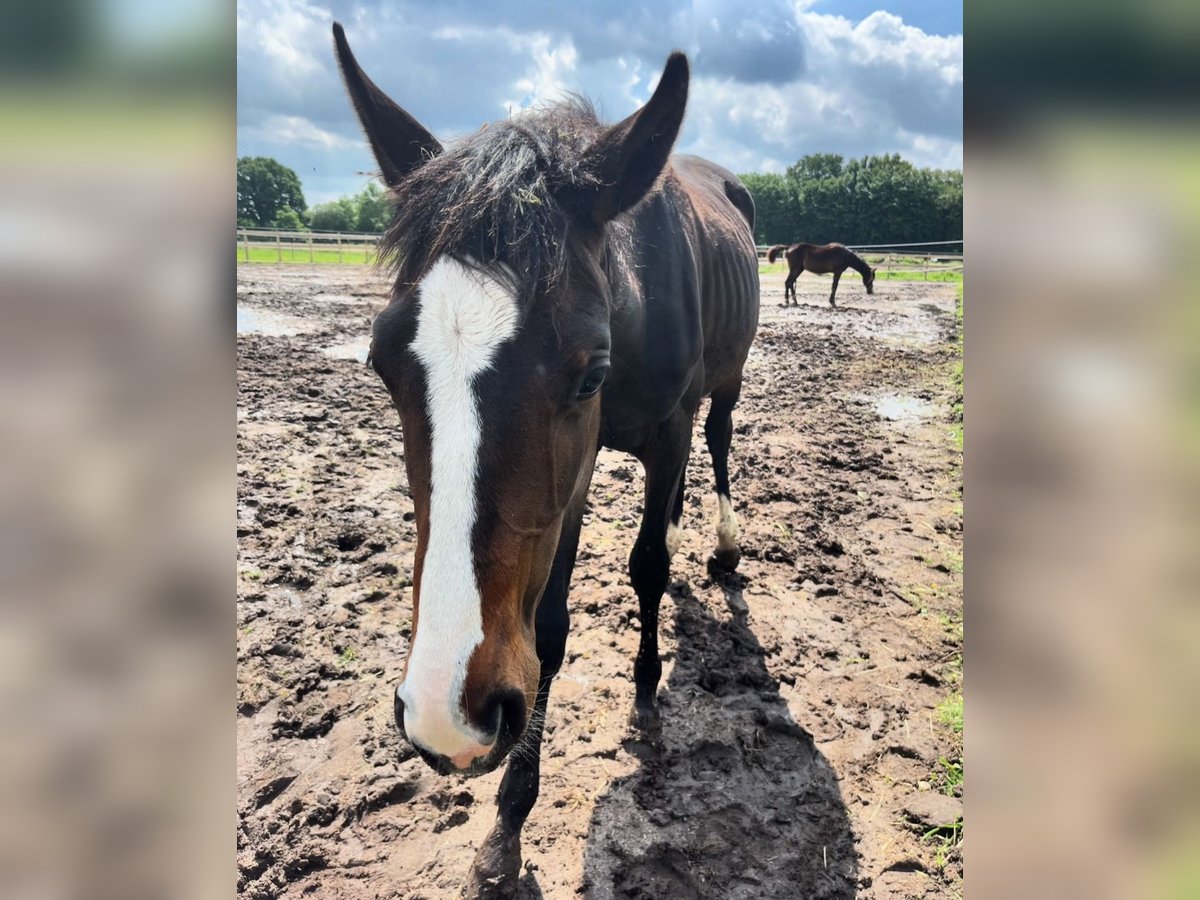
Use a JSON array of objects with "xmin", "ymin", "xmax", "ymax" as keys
[
  {"xmin": 235, "ymin": 0, "xmax": 962, "ymax": 201},
  {"xmin": 240, "ymin": 114, "xmax": 356, "ymax": 150},
  {"xmin": 237, "ymin": 0, "xmax": 331, "ymax": 86}
]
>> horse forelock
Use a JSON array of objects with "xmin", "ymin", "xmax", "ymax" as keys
[{"xmin": 379, "ymin": 98, "xmax": 609, "ymax": 308}]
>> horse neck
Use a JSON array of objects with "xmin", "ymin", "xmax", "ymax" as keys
[{"xmin": 843, "ymin": 248, "xmax": 871, "ymax": 278}]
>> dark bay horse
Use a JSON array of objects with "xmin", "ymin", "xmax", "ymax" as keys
[
  {"xmin": 766, "ymin": 241, "xmax": 876, "ymax": 307},
  {"xmin": 333, "ymin": 24, "xmax": 760, "ymax": 896}
]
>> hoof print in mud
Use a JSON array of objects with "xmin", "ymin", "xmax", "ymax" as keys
[{"xmin": 465, "ymin": 828, "xmax": 521, "ymax": 899}]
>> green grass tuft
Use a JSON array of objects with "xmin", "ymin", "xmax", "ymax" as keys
[
  {"xmin": 934, "ymin": 756, "xmax": 964, "ymax": 795},
  {"xmin": 937, "ymin": 692, "xmax": 963, "ymax": 734}
]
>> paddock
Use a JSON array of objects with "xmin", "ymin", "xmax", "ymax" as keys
[{"xmin": 237, "ymin": 263, "xmax": 964, "ymax": 898}]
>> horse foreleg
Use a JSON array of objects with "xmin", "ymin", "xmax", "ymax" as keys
[
  {"xmin": 783, "ymin": 270, "xmax": 799, "ymax": 306},
  {"xmin": 466, "ymin": 681, "xmax": 551, "ymax": 899},
  {"xmin": 465, "ymin": 477, "xmax": 590, "ymax": 899},
  {"xmin": 704, "ymin": 384, "xmax": 742, "ymax": 572},
  {"xmin": 628, "ymin": 412, "xmax": 691, "ymax": 736},
  {"xmin": 829, "ymin": 270, "xmax": 841, "ymax": 307}
]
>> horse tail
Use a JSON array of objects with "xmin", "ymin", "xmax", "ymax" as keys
[{"xmin": 766, "ymin": 244, "xmax": 788, "ymax": 263}]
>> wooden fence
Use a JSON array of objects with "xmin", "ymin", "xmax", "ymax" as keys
[
  {"xmin": 237, "ymin": 228, "xmax": 381, "ymax": 264},
  {"xmin": 236, "ymin": 228, "xmax": 962, "ymax": 277}
]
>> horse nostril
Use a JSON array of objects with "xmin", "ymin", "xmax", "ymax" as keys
[{"xmin": 477, "ymin": 688, "xmax": 527, "ymax": 743}]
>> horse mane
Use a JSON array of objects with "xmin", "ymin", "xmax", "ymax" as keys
[{"xmin": 378, "ymin": 97, "xmax": 608, "ymax": 306}]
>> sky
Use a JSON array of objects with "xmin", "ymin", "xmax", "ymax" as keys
[{"xmin": 236, "ymin": 0, "xmax": 962, "ymax": 207}]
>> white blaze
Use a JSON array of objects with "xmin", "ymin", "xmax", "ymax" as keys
[{"xmin": 397, "ymin": 258, "xmax": 519, "ymax": 759}]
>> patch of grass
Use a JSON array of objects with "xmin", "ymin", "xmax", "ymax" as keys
[
  {"xmin": 945, "ymin": 653, "xmax": 963, "ymax": 687},
  {"xmin": 937, "ymin": 692, "xmax": 963, "ymax": 734},
  {"xmin": 756, "ymin": 263, "xmax": 962, "ymax": 283},
  {"xmin": 944, "ymin": 550, "xmax": 963, "ymax": 574},
  {"xmin": 934, "ymin": 756, "xmax": 964, "ymax": 795},
  {"xmin": 877, "ymin": 269, "xmax": 964, "ymax": 283},
  {"xmin": 242, "ymin": 568, "xmax": 263, "ymax": 581},
  {"xmin": 237, "ymin": 246, "xmax": 378, "ymax": 265},
  {"xmin": 936, "ymin": 612, "xmax": 964, "ymax": 643},
  {"xmin": 339, "ymin": 645, "xmax": 358, "ymax": 664},
  {"xmin": 924, "ymin": 819, "xmax": 963, "ymax": 869}
]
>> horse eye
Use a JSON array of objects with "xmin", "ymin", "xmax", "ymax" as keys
[{"xmin": 576, "ymin": 363, "xmax": 609, "ymax": 399}]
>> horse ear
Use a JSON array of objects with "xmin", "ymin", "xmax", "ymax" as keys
[
  {"xmin": 561, "ymin": 52, "xmax": 689, "ymax": 228},
  {"xmin": 333, "ymin": 23, "xmax": 442, "ymax": 187}
]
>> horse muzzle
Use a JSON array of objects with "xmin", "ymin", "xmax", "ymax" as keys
[{"xmin": 394, "ymin": 687, "xmax": 527, "ymax": 778}]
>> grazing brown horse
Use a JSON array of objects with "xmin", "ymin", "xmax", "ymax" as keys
[
  {"xmin": 333, "ymin": 24, "xmax": 759, "ymax": 897},
  {"xmin": 766, "ymin": 241, "xmax": 876, "ymax": 307}
]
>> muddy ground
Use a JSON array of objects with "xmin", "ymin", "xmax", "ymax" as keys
[{"xmin": 237, "ymin": 264, "xmax": 964, "ymax": 899}]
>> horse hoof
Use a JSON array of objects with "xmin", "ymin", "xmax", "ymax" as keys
[
  {"xmin": 628, "ymin": 703, "xmax": 662, "ymax": 739},
  {"xmin": 708, "ymin": 546, "xmax": 741, "ymax": 574},
  {"xmin": 465, "ymin": 827, "xmax": 521, "ymax": 899}
]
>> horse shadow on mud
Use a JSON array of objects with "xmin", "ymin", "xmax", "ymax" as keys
[{"xmin": 580, "ymin": 571, "xmax": 858, "ymax": 899}]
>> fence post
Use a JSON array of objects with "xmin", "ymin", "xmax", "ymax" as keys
[
  {"xmin": 242, "ymin": 230, "xmax": 249, "ymax": 263},
  {"xmin": 923, "ymin": 253, "xmax": 929, "ymax": 280},
  {"xmin": 337, "ymin": 234, "xmax": 343, "ymax": 264},
  {"xmin": 308, "ymin": 232, "xmax": 314, "ymax": 263},
  {"xmin": 275, "ymin": 232, "xmax": 282, "ymax": 263},
  {"xmin": 364, "ymin": 236, "xmax": 369, "ymax": 264}
]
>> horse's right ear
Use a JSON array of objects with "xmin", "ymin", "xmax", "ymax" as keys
[
  {"xmin": 333, "ymin": 23, "xmax": 442, "ymax": 187},
  {"xmin": 559, "ymin": 52, "xmax": 689, "ymax": 229}
]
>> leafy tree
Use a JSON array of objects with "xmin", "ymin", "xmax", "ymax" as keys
[
  {"xmin": 786, "ymin": 152, "xmax": 843, "ymax": 183},
  {"xmin": 740, "ymin": 153, "xmax": 963, "ymax": 247},
  {"xmin": 307, "ymin": 197, "xmax": 358, "ymax": 232},
  {"xmin": 272, "ymin": 207, "xmax": 306, "ymax": 231},
  {"xmin": 738, "ymin": 173, "xmax": 793, "ymax": 246},
  {"xmin": 237, "ymin": 157, "xmax": 306, "ymax": 227},
  {"xmin": 354, "ymin": 182, "xmax": 393, "ymax": 233}
]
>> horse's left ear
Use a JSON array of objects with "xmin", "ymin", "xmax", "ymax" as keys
[
  {"xmin": 333, "ymin": 23, "xmax": 443, "ymax": 187},
  {"xmin": 560, "ymin": 52, "xmax": 689, "ymax": 228}
]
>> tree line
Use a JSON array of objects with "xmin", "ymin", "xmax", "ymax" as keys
[
  {"xmin": 238, "ymin": 152, "xmax": 962, "ymax": 246},
  {"xmin": 739, "ymin": 153, "xmax": 962, "ymax": 247},
  {"xmin": 237, "ymin": 156, "xmax": 392, "ymax": 233}
]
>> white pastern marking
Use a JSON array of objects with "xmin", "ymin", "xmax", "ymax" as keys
[
  {"xmin": 666, "ymin": 521, "xmax": 684, "ymax": 559},
  {"xmin": 401, "ymin": 258, "xmax": 519, "ymax": 757},
  {"xmin": 716, "ymin": 494, "xmax": 739, "ymax": 553}
]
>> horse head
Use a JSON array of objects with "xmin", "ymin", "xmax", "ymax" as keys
[{"xmin": 334, "ymin": 23, "xmax": 689, "ymax": 775}]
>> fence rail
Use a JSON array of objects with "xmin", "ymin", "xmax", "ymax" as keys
[
  {"xmin": 237, "ymin": 227, "xmax": 381, "ymax": 264},
  {"xmin": 236, "ymin": 228, "xmax": 963, "ymax": 277}
]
